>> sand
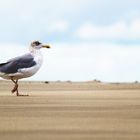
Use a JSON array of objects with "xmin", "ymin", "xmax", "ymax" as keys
[{"xmin": 0, "ymin": 81, "xmax": 140, "ymax": 140}]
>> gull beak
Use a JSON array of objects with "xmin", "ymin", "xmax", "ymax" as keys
[{"xmin": 42, "ymin": 44, "xmax": 51, "ymax": 49}]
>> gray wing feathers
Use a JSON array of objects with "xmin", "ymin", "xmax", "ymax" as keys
[{"xmin": 0, "ymin": 54, "xmax": 36, "ymax": 74}]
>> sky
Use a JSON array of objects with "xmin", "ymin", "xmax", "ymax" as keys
[{"xmin": 0, "ymin": 0, "xmax": 140, "ymax": 82}]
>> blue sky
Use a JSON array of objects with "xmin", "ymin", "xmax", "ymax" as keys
[{"xmin": 0, "ymin": 0, "xmax": 140, "ymax": 82}]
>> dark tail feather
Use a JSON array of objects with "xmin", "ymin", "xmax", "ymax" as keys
[{"xmin": 0, "ymin": 62, "xmax": 8, "ymax": 67}]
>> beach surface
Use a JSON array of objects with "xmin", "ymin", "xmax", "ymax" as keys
[{"xmin": 0, "ymin": 81, "xmax": 140, "ymax": 140}]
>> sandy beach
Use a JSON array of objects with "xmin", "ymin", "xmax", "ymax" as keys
[{"xmin": 0, "ymin": 81, "xmax": 140, "ymax": 140}]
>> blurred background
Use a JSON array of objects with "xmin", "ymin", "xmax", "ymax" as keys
[{"xmin": 0, "ymin": 0, "xmax": 140, "ymax": 82}]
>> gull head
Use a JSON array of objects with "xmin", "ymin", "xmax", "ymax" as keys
[
  {"xmin": 30, "ymin": 41, "xmax": 51, "ymax": 53},
  {"xmin": 31, "ymin": 41, "xmax": 51, "ymax": 49}
]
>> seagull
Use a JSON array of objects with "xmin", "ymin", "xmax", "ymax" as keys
[{"xmin": 0, "ymin": 41, "xmax": 50, "ymax": 96}]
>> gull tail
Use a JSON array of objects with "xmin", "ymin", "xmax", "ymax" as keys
[
  {"xmin": 0, "ymin": 62, "xmax": 8, "ymax": 74},
  {"xmin": 0, "ymin": 62, "xmax": 8, "ymax": 67}
]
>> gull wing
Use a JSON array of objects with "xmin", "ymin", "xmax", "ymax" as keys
[{"xmin": 0, "ymin": 54, "xmax": 36, "ymax": 74}]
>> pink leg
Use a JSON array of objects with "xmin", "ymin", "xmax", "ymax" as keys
[{"xmin": 11, "ymin": 77, "xmax": 28, "ymax": 96}]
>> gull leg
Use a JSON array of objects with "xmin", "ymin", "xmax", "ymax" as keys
[
  {"xmin": 11, "ymin": 77, "xmax": 29, "ymax": 96},
  {"xmin": 11, "ymin": 78, "xmax": 18, "ymax": 94},
  {"xmin": 11, "ymin": 84, "xmax": 18, "ymax": 93},
  {"xmin": 15, "ymin": 79, "xmax": 19, "ymax": 96}
]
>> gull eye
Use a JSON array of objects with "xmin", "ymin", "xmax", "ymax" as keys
[
  {"xmin": 31, "ymin": 41, "xmax": 42, "ymax": 47},
  {"xmin": 33, "ymin": 41, "xmax": 41, "ymax": 46}
]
